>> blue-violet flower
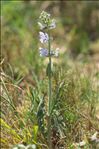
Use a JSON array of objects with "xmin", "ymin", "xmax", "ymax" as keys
[
  {"xmin": 39, "ymin": 47, "xmax": 59, "ymax": 57},
  {"xmin": 39, "ymin": 47, "xmax": 48, "ymax": 57},
  {"xmin": 39, "ymin": 32, "xmax": 49, "ymax": 43}
]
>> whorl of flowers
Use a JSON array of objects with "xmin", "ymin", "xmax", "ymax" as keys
[
  {"xmin": 39, "ymin": 47, "xmax": 59, "ymax": 57},
  {"xmin": 38, "ymin": 11, "xmax": 59, "ymax": 57}
]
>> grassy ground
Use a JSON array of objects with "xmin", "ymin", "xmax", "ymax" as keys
[{"xmin": 1, "ymin": 57, "xmax": 99, "ymax": 148}]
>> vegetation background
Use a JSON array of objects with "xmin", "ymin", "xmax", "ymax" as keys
[{"xmin": 1, "ymin": 0, "xmax": 99, "ymax": 149}]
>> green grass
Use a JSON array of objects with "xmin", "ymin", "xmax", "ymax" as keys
[{"xmin": 1, "ymin": 61, "xmax": 99, "ymax": 148}]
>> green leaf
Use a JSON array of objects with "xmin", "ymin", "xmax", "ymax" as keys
[
  {"xmin": 46, "ymin": 63, "xmax": 50, "ymax": 77},
  {"xmin": 37, "ymin": 95, "xmax": 46, "ymax": 136}
]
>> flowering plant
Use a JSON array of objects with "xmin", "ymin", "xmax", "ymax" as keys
[{"xmin": 38, "ymin": 11, "xmax": 59, "ymax": 149}]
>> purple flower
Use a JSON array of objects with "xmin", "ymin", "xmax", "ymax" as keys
[
  {"xmin": 39, "ymin": 32, "xmax": 49, "ymax": 43},
  {"xmin": 39, "ymin": 47, "xmax": 59, "ymax": 57},
  {"xmin": 39, "ymin": 47, "xmax": 48, "ymax": 57}
]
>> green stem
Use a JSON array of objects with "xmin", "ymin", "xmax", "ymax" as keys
[
  {"xmin": 48, "ymin": 31, "xmax": 52, "ymax": 115},
  {"xmin": 48, "ymin": 30, "xmax": 52, "ymax": 149}
]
